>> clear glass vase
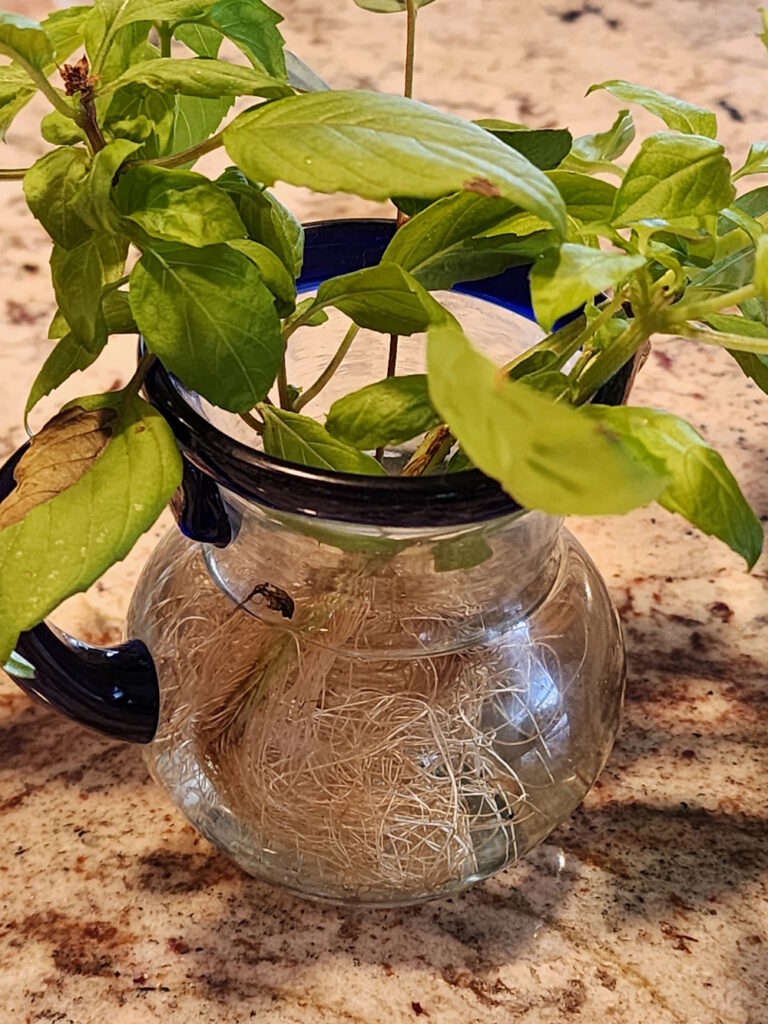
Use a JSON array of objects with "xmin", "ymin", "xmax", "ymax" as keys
[
  {"xmin": 130, "ymin": 502, "xmax": 624, "ymax": 906},
  {"xmin": 125, "ymin": 220, "xmax": 627, "ymax": 906}
]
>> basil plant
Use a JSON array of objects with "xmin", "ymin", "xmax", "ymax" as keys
[{"xmin": 0, "ymin": 0, "xmax": 766, "ymax": 663}]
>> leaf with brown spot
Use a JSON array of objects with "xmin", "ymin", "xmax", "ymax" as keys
[
  {"xmin": 464, "ymin": 177, "xmax": 501, "ymax": 198},
  {"xmin": 0, "ymin": 392, "xmax": 182, "ymax": 663},
  {"xmin": 0, "ymin": 406, "xmax": 116, "ymax": 529}
]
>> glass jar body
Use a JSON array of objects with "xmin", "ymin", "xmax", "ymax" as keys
[{"xmin": 129, "ymin": 500, "xmax": 624, "ymax": 906}]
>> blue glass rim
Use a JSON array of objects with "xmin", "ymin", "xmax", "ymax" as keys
[{"xmin": 144, "ymin": 218, "xmax": 633, "ymax": 529}]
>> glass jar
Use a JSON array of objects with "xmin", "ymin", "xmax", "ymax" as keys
[
  {"xmin": 132, "ymin": 219, "xmax": 626, "ymax": 905},
  {"xmin": 4, "ymin": 220, "xmax": 627, "ymax": 906}
]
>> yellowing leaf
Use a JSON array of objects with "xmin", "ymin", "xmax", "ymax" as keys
[{"xmin": 0, "ymin": 406, "xmax": 116, "ymax": 528}]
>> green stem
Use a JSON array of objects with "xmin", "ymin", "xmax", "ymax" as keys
[
  {"xmin": 158, "ymin": 21, "xmax": 172, "ymax": 58},
  {"xmin": 0, "ymin": 44, "xmax": 76, "ymax": 120},
  {"xmin": 277, "ymin": 363, "xmax": 290, "ymax": 409},
  {"xmin": 0, "ymin": 168, "xmax": 29, "ymax": 181},
  {"xmin": 102, "ymin": 274, "xmax": 130, "ymax": 295},
  {"xmin": 137, "ymin": 129, "xmax": 226, "ymax": 170},
  {"xmin": 570, "ymin": 316, "xmax": 651, "ymax": 404},
  {"xmin": 404, "ymin": 0, "xmax": 417, "ymax": 99},
  {"xmin": 402, "ymin": 425, "xmax": 454, "ymax": 476},
  {"xmin": 378, "ymin": 0, "xmax": 418, "ymax": 456},
  {"xmin": 239, "ymin": 410, "xmax": 265, "ymax": 435},
  {"xmin": 676, "ymin": 323, "xmax": 768, "ymax": 355},
  {"xmin": 294, "ymin": 323, "xmax": 360, "ymax": 412},
  {"xmin": 667, "ymin": 283, "xmax": 760, "ymax": 326},
  {"xmin": 282, "ymin": 307, "xmax": 316, "ymax": 343},
  {"xmin": 124, "ymin": 352, "xmax": 157, "ymax": 400}
]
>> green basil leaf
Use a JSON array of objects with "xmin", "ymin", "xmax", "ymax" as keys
[
  {"xmin": 207, "ymin": 0, "xmax": 286, "ymax": 78},
  {"xmin": 41, "ymin": 5, "xmax": 89, "ymax": 62},
  {"xmin": 103, "ymin": 85, "xmax": 176, "ymax": 160},
  {"xmin": 114, "ymin": 164, "xmax": 246, "ymax": 246},
  {"xmin": 689, "ymin": 245, "xmax": 754, "ymax": 296},
  {"xmin": 382, "ymin": 191, "xmax": 555, "ymax": 290},
  {"xmin": 169, "ymin": 93, "xmax": 233, "ymax": 157},
  {"xmin": 285, "ymin": 50, "xmax": 329, "ymax": 93},
  {"xmin": 739, "ymin": 296, "xmax": 768, "ymax": 326},
  {"xmin": 40, "ymin": 107, "xmax": 87, "ymax": 145},
  {"xmin": 224, "ymin": 91, "xmax": 567, "ymax": 236},
  {"xmin": 530, "ymin": 243, "xmax": 646, "ymax": 331},
  {"xmin": 547, "ymin": 171, "xmax": 618, "ymax": 225},
  {"xmin": 27, "ymin": 331, "xmax": 105, "ymax": 416},
  {"xmin": 584, "ymin": 405, "xmax": 763, "ymax": 568},
  {"xmin": 445, "ymin": 447, "xmax": 472, "ymax": 473},
  {"xmin": 23, "ymin": 148, "xmax": 92, "ymax": 249},
  {"xmin": 474, "ymin": 121, "xmax": 572, "ymax": 171},
  {"xmin": 755, "ymin": 235, "xmax": 768, "ymax": 301},
  {"xmin": 727, "ymin": 349, "xmax": 768, "ymax": 394},
  {"xmin": 260, "ymin": 404, "xmax": 386, "ymax": 475},
  {"xmin": 315, "ymin": 263, "xmax": 447, "ymax": 334},
  {"xmin": 129, "ymin": 241, "xmax": 284, "ymax": 412},
  {"xmin": 326, "ymin": 374, "xmax": 439, "ymax": 450},
  {"xmin": 226, "ymin": 239, "xmax": 296, "ymax": 315},
  {"xmin": 353, "ymin": 0, "xmax": 437, "ymax": 10},
  {"xmin": 0, "ymin": 12, "xmax": 54, "ymax": 70},
  {"xmin": 588, "ymin": 80, "xmax": 717, "ymax": 138},
  {"xmin": 111, "ymin": 0, "xmax": 211, "ymax": 27},
  {"xmin": 73, "ymin": 138, "xmax": 142, "ymax": 233},
  {"xmin": 0, "ymin": 393, "xmax": 182, "ymax": 663},
  {"xmin": 50, "ymin": 233, "xmax": 128, "ymax": 345},
  {"xmin": 426, "ymin": 320, "xmax": 667, "ymax": 514},
  {"xmin": 48, "ymin": 308, "xmax": 69, "ymax": 340},
  {"xmin": 561, "ymin": 109, "xmax": 635, "ymax": 174},
  {"xmin": 0, "ymin": 66, "xmax": 35, "ymax": 140},
  {"xmin": 283, "ymin": 296, "xmax": 328, "ymax": 332},
  {"xmin": 733, "ymin": 141, "xmax": 768, "ymax": 181},
  {"xmin": 32, "ymin": 234, "xmax": 129, "ymax": 412},
  {"xmin": 102, "ymin": 56, "xmax": 291, "ymax": 100},
  {"xmin": 738, "ymin": 185, "xmax": 768, "ymax": 219},
  {"xmin": 174, "ymin": 21, "xmax": 222, "ymax": 57},
  {"xmin": 612, "ymin": 133, "xmax": 734, "ymax": 227},
  {"xmin": 42, "ymin": 287, "xmax": 135, "ymax": 360},
  {"xmin": 217, "ymin": 168, "xmax": 304, "ymax": 276},
  {"xmin": 103, "ymin": 289, "xmax": 137, "ymax": 333},
  {"xmin": 703, "ymin": 313, "xmax": 768, "ymax": 395},
  {"xmin": 84, "ymin": 8, "xmax": 156, "ymax": 85}
]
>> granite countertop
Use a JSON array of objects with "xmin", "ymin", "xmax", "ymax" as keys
[{"xmin": 1, "ymin": 1, "xmax": 767, "ymax": 1021}]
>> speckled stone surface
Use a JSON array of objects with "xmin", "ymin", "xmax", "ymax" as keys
[{"xmin": 1, "ymin": 1, "xmax": 768, "ymax": 1021}]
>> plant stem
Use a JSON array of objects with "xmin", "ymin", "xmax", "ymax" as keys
[
  {"xmin": 404, "ymin": 0, "xmax": 417, "ymax": 99},
  {"xmin": 0, "ymin": 168, "xmax": 30, "ymax": 181},
  {"xmin": 239, "ymin": 410, "xmax": 265, "ymax": 435},
  {"xmin": 667, "ymin": 283, "xmax": 760, "ymax": 325},
  {"xmin": 570, "ymin": 316, "xmax": 652, "ymax": 404},
  {"xmin": 124, "ymin": 353, "xmax": 157, "ymax": 399},
  {"xmin": 402, "ymin": 425, "xmax": 454, "ymax": 476},
  {"xmin": 77, "ymin": 96, "xmax": 107, "ymax": 153},
  {"xmin": 102, "ymin": 275, "xmax": 130, "ymax": 295},
  {"xmin": 138, "ymin": 129, "xmax": 227, "ymax": 170},
  {"xmin": 294, "ymin": 323, "xmax": 360, "ymax": 412},
  {"xmin": 0, "ymin": 44, "xmax": 76, "ymax": 120},
  {"xmin": 277, "ymin": 363, "xmax": 290, "ymax": 409},
  {"xmin": 378, "ymin": 0, "xmax": 419, "ymax": 460},
  {"xmin": 676, "ymin": 324, "xmax": 768, "ymax": 355},
  {"xmin": 158, "ymin": 21, "xmax": 172, "ymax": 58}
]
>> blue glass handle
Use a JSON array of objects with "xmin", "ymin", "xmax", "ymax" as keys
[{"xmin": 0, "ymin": 443, "xmax": 159, "ymax": 744}]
